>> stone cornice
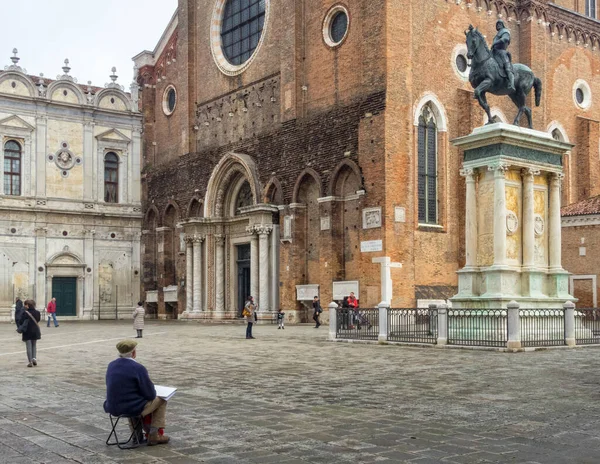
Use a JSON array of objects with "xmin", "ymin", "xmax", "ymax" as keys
[{"xmin": 562, "ymin": 214, "xmax": 600, "ymax": 227}]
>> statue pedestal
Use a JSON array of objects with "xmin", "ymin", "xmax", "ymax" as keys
[{"xmin": 451, "ymin": 123, "xmax": 575, "ymax": 309}]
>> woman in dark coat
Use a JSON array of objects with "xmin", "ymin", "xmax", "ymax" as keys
[{"xmin": 17, "ymin": 299, "xmax": 41, "ymax": 367}]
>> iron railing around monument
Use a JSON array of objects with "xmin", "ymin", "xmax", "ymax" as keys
[
  {"xmin": 336, "ymin": 308, "xmax": 378, "ymax": 340},
  {"xmin": 387, "ymin": 308, "xmax": 438, "ymax": 344},
  {"xmin": 575, "ymin": 309, "xmax": 600, "ymax": 345},
  {"xmin": 519, "ymin": 308, "xmax": 565, "ymax": 347},
  {"xmin": 447, "ymin": 309, "xmax": 508, "ymax": 347}
]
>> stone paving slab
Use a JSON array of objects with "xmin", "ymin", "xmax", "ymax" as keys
[{"xmin": 1, "ymin": 321, "xmax": 600, "ymax": 463}]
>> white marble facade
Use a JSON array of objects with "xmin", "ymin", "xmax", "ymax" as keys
[{"xmin": 0, "ymin": 51, "xmax": 142, "ymax": 320}]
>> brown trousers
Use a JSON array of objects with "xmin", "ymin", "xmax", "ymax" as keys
[{"xmin": 141, "ymin": 397, "xmax": 167, "ymax": 428}]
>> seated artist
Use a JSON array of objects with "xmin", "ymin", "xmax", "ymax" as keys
[{"xmin": 103, "ymin": 339, "xmax": 170, "ymax": 445}]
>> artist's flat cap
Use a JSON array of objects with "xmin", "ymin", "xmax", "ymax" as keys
[{"xmin": 116, "ymin": 339, "xmax": 138, "ymax": 354}]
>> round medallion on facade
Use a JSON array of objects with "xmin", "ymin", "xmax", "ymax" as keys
[
  {"xmin": 534, "ymin": 214, "xmax": 544, "ymax": 236},
  {"xmin": 48, "ymin": 141, "xmax": 78, "ymax": 175},
  {"xmin": 162, "ymin": 85, "xmax": 177, "ymax": 116},
  {"xmin": 506, "ymin": 211, "xmax": 519, "ymax": 235},
  {"xmin": 210, "ymin": 0, "xmax": 269, "ymax": 76},
  {"xmin": 323, "ymin": 5, "xmax": 350, "ymax": 47},
  {"xmin": 573, "ymin": 79, "xmax": 592, "ymax": 110}
]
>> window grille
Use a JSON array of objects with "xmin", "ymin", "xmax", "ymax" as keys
[
  {"xmin": 221, "ymin": 0, "xmax": 266, "ymax": 65},
  {"xmin": 104, "ymin": 152, "xmax": 119, "ymax": 203},
  {"xmin": 417, "ymin": 106, "xmax": 438, "ymax": 224},
  {"xmin": 3, "ymin": 140, "xmax": 21, "ymax": 196}
]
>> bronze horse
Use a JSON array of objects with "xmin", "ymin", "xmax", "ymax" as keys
[{"xmin": 465, "ymin": 25, "xmax": 542, "ymax": 128}]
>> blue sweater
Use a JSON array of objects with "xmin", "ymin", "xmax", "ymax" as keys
[{"xmin": 104, "ymin": 358, "xmax": 156, "ymax": 416}]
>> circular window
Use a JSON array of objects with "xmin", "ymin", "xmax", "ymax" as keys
[
  {"xmin": 10, "ymin": 228, "xmax": 16, "ymax": 234},
  {"xmin": 211, "ymin": 0, "xmax": 269, "ymax": 76},
  {"xmin": 452, "ymin": 44, "xmax": 470, "ymax": 81},
  {"xmin": 162, "ymin": 86, "xmax": 177, "ymax": 116},
  {"xmin": 110, "ymin": 233, "xmax": 116, "ymax": 239},
  {"xmin": 323, "ymin": 6, "xmax": 350, "ymax": 47},
  {"xmin": 573, "ymin": 79, "xmax": 592, "ymax": 109},
  {"xmin": 62, "ymin": 231, "xmax": 68, "ymax": 236}
]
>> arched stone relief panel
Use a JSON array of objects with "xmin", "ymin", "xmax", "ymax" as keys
[
  {"xmin": 264, "ymin": 177, "xmax": 283, "ymax": 205},
  {"xmin": 329, "ymin": 159, "xmax": 362, "ymax": 197},
  {"xmin": 292, "ymin": 168, "xmax": 323, "ymax": 204},
  {"xmin": 47, "ymin": 81, "xmax": 86, "ymax": 105},
  {"xmin": 95, "ymin": 88, "xmax": 130, "ymax": 111},
  {"xmin": 187, "ymin": 196, "xmax": 204, "ymax": 217},
  {"xmin": 0, "ymin": 72, "xmax": 36, "ymax": 97}
]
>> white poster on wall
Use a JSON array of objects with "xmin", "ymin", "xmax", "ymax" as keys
[
  {"xmin": 360, "ymin": 240, "xmax": 383, "ymax": 252},
  {"xmin": 333, "ymin": 281, "xmax": 359, "ymax": 300}
]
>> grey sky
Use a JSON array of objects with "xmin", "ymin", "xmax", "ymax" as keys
[{"xmin": 0, "ymin": 0, "xmax": 177, "ymax": 88}]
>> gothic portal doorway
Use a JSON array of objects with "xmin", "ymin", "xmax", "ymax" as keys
[{"xmin": 237, "ymin": 244, "xmax": 251, "ymax": 318}]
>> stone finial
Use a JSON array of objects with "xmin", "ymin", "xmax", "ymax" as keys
[
  {"xmin": 62, "ymin": 59, "xmax": 71, "ymax": 75},
  {"xmin": 5, "ymin": 47, "xmax": 26, "ymax": 73},
  {"xmin": 57, "ymin": 58, "xmax": 76, "ymax": 82},
  {"xmin": 110, "ymin": 67, "xmax": 118, "ymax": 83},
  {"xmin": 106, "ymin": 66, "xmax": 124, "ymax": 90},
  {"xmin": 11, "ymin": 48, "xmax": 19, "ymax": 65}
]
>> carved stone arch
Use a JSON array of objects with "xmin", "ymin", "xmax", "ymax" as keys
[
  {"xmin": 94, "ymin": 88, "xmax": 131, "ymax": 111},
  {"xmin": 264, "ymin": 177, "xmax": 283, "ymax": 205},
  {"xmin": 547, "ymin": 121, "xmax": 570, "ymax": 143},
  {"xmin": 519, "ymin": 8, "xmax": 531, "ymax": 23},
  {"xmin": 0, "ymin": 71, "xmax": 37, "ymax": 97},
  {"xmin": 204, "ymin": 152, "xmax": 261, "ymax": 217},
  {"xmin": 328, "ymin": 159, "xmax": 363, "ymax": 197},
  {"xmin": 413, "ymin": 92, "xmax": 448, "ymax": 132},
  {"xmin": 47, "ymin": 80, "xmax": 86, "ymax": 105},
  {"xmin": 163, "ymin": 201, "xmax": 180, "ymax": 227},
  {"xmin": 292, "ymin": 168, "xmax": 324, "ymax": 203},
  {"xmin": 187, "ymin": 196, "xmax": 204, "ymax": 217}
]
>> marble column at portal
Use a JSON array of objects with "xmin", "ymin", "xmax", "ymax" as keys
[
  {"xmin": 489, "ymin": 162, "xmax": 509, "ymax": 266},
  {"xmin": 192, "ymin": 235, "xmax": 204, "ymax": 312},
  {"xmin": 185, "ymin": 236, "xmax": 193, "ymax": 312},
  {"xmin": 214, "ymin": 234, "xmax": 225, "ymax": 313},
  {"xmin": 257, "ymin": 225, "xmax": 273, "ymax": 312},
  {"xmin": 548, "ymin": 173, "xmax": 564, "ymax": 270},
  {"xmin": 521, "ymin": 168, "xmax": 539, "ymax": 269},
  {"xmin": 460, "ymin": 167, "xmax": 478, "ymax": 268},
  {"xmin": 246, "ymin": 226, "xmax": 259, "ymax": 301}
]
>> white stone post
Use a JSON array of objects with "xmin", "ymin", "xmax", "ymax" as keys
[
  {"xmin": 564, "ymin": 300, "xmax": 576, "ymax": 347},
  {"xmin": 436, "ymin": 303, "xmax": 448, "ymax": 346},
  {"xmin": 328, "ymin": 301, "xmax": 338, "ymax": 340},
  {"xmin": 507, "ymin": 300, "xmax": 521, "ymax": 350},
  {"xmin": 461, "ymin": 167, "xmax": 478, "ymax": 268},
  {"xmin": 215, "ymin": 234, "xmax": 225, "ymax": 313},
  {"xmin": 192, "ymin": 235, "xmax": 203, "ymax": 312},
  {"xmin": 185, "ymin": 237, "xmax": 193, "ymax": 312},
  {"xmin": 372, "ymin": 257, "xmax": 402, "ymax": 305},
  {"xmin": 257, "ymin": 225, "xmax": 272, "ymax": 313},
  {"xmin": 10, "ymin": 304, "xmax": 16, "ymax": 324},
  {"xmin": 490, "ymin": 162, "xmax": 508, "ymax": 266},
  {"xmin": 522, "ymin": 169, "xmax": 538, "ymax": 268},
  {"xmin": 378, "ymin": 301, "xmax": 389, "ymax": 343},
  {"xmin": 549, "ymin": 173, "xmax": 564, "ymax": 270},
  {"xmin": 247, "ymin": 226, "xmax": 259, "ymax": 301}
]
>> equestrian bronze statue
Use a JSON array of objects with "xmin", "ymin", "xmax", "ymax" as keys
[{"xmin": 465, "ymin": 21, "xmax": 542, "ymax": 129}]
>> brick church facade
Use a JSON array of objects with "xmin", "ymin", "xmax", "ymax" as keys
[{"xmin": 135, "ymin": 0, "xmax": 600, "ymax": 320}]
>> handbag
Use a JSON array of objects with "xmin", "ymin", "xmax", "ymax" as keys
[{"xmin": 25, "ymin": 310, "xmax": 40, "ymax": 328}]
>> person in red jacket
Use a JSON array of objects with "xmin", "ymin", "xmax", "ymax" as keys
[{"xmin": 46, "ymin": 297, "xmax": 59, "ymax": 328}]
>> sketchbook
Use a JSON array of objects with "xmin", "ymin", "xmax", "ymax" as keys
[{"xmin": 154, "ymin": 385, "xmax": 177, "ymax": 401}]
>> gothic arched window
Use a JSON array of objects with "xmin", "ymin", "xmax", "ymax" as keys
[
  {"xmin": 104, "ymin": 152, "xmax": 119, "ymax": 203},
  {"xmin": 4, "ymin": 140, "xmax": 21, "ymax": 196},
  {"xmin": 417, "ymin": 105, "xmax": 438, "ymax": 224}
]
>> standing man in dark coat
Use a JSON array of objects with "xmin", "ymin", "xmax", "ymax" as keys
[
  {"xmin": 17, "ymin": 299, "xmax": 41, "ymax": 367},
  {"xmin": 312, "ymin": 296, "xmax": 322, "ymax": 328},
  {"xmin": 104, "ymin": 340, "xmax": 170, "ymax": 445},
  {"xmin": 14, "ymin": 298, "xmax": 24, "ymax": 325}
]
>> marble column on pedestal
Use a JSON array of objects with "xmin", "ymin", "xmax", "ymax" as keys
[
  {"xmin": 247, "ymin": 226, "xmax": 259, "ymax": 301},
  {"xmin": 215, "ymin": 234, "xmax": 225, "ymax": 313},
  {"xmin": 257, "ymin": 225, "xmax": 273, "ymax": 312},
  {"xmin": 522, "ymin": 168, "xmax": 538, "ymax": 268},
  {"xmin": 460, "ymin": 167, "xmax": 478, "ymax": 268},
  {"xmin": 548, "ymin": 173, "xmax": 564, "ymax": 270},
  {"xmin": 192, "ymin": 235, "xmax": 204, "ymax": 312},
  {"xmin": 490, "ymin": 162, "xmax": 508, "ymax": 266},
  {"xmin": 185, "ymin": 236, "xmax": 193, "ymax": 312}
]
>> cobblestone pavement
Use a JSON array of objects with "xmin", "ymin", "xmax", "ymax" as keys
[{"xmin": 1, "ymin": 321, "xmax": 600, "ymax": 464}]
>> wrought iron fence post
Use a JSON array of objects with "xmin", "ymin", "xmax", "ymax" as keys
[
  {"xmin": 378, "ymin": 301, "xmax": 389, "ymax": 343},
  {"xmin": 328, "ymin": 302, "xmax": 338, "ymax": 340},
  {"xmin": 564, "ymin": 301, "xmax": 576, "ymax": 347},
  {"xmin": 436, "ymin": 304, "xmax": 448, "ymax": 345},
  {"xmin": 507, "ymin": 300, "xmax": 521, "ymax": 350}
]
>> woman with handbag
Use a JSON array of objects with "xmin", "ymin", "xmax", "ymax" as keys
[{"xmin": 17, "ymin": 299, "xmax": 41, "ymax": 367}]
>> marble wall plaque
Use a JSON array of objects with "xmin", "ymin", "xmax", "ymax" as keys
[
  {"xmin": 394, "ymin": 206, "xmax": 406, "ymax": 223},
  {"xmin": 283, "ymin": 215, "xmax": 292, "ymax": 239},
  {"xmin": 362, "ymin": 207, "xmax": 382, "ymax": 229},
  {"xmin": 146, "ymin": 290, "xmax": 158, "ymax": 303},
  {"xmin": 296, "ymin": 284, "xmax": 319, "ymax": 300},
  {"xmin": 320, "ymin": 216, "xmax": 331, "ymax": 231},
  {"xmin": 333, "ymin": 281, "xmax": 359, "ymax": 300},
  {"xmin": 360, "ymin": 240, "xmax": 382, "ymax": 252},
  {"xmin": 164, "ymin": 285, "xmax": 178, "ymax": 302}
]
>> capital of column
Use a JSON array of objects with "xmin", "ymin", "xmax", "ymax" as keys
[
  {"xmin": 214, "ymin": 234, "xmax": 226, "ymax": 246},
  {"xmin": 521, "ymin": 167, "xmax": 540, "ymax": 179},
  {"xmin": 192, "ymin": 234, "xmax": 205, "ymax": 243},
  {"xmin": 549, "ymin": 172, "xmax": 565, "ymax": 184},
  {"xmin": 245, "ymin": 225, "xmax": 257, "ymax": 235},
  {"xmin": 256, "ymin": 224, "xmax": 273, "ymax": 236},
  {"xmin": 459, "ymin": 166, "xmax": 475, "ymax": 179},
  {"xmin": 488, "ymin": 161, "xmax": 509, "ymax": 177}
]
